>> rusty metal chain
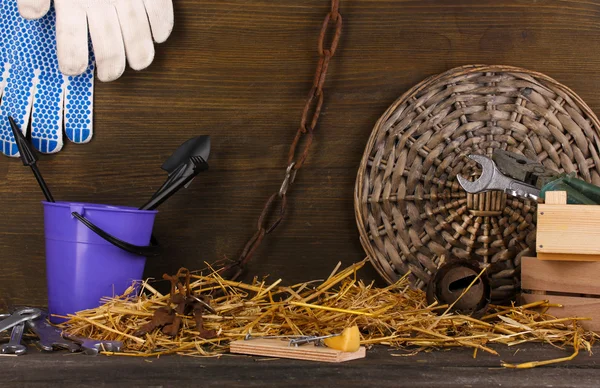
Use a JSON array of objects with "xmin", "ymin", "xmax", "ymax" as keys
[{"xmin": 221, "ymin": 0, "xmax": 342, "ymax": 280}]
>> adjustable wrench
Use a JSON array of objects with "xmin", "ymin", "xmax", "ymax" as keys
[{"xmin": 457, "ymin": 154, "xmax": 541, "ymax": 201}]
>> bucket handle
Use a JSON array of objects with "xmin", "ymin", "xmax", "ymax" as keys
[{"xmin": 71, "ymin": 212, "xmax": 160, "ymax": 257}]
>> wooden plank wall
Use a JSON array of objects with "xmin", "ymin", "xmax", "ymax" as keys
[{"xmin": 2, "ymin": 0, "xmax": 600, "ymax": 307}]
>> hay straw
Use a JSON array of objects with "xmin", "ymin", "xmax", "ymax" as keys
[
  {"xmin": 60, "ymin": 260, "xmax": 599, "ymax": 368},
  {"xmin": 290, "ymin": 302, "xmax": 375, "ymax": 316}
]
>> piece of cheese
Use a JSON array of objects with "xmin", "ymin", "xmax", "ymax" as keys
[{"xmin": 323, "ymin": 326, "xmax": 360, "ymax": 352}]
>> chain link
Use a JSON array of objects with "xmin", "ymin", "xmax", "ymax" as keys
[
  {"xmin": 278, "ymin": 162, "xmax": 297, "ymax": 197},
  {"xmin": 221, "ymin": 0, "xmax": 342, "ymax": 280}
]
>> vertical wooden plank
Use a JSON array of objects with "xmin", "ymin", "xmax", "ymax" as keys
[{"xmin": 545, "ymin": 191, "xmax": 567, "ymax": 205}]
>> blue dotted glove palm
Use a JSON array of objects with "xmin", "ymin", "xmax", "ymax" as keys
[{"xmin": 0, "ymin": 0, "xmax": 94, "ymax": 157}]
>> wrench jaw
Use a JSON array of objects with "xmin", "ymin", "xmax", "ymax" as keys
[
  {"xmin": 0, "ymin": 322, "xmax": 28, "ymax": 356},
  {"xmin": 25, "ymin": 312, "xmax": 81, "ymax": 353},
  {"xmin": 456, "ymin": 154, "xmax": 494, "ymax": 194},
  {"xmin": 457, "ymin": 154, "xmax": 543, "ymax": 201},
  {"xmin": 457, "ymin": 175, "xmax": 484, "ymax": 194}
]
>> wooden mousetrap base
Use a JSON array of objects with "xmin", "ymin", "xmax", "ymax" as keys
[{"xmin": 230, "ymin": 339, "xmax": 366, "ymax": 363}]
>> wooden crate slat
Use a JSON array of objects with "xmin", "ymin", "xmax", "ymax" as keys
[
  {"xmin": 522, "ymin": 257, "xmax": 600, "ymax": 295},
  {"xmin": 520, "ymin": 293, "xmax": 600, "ymax": 332},
  {"xmin": 536, "ymin": 253, "xmax": 600, "ymax": 261},
  {"xmin": 536, "ymin": 204, "xmax": 600, "ymax": 255}
]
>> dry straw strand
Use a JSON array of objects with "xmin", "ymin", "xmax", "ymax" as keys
[{"xmin": 61, "ymin": 260, "xmax": 597, "ymax": 368}]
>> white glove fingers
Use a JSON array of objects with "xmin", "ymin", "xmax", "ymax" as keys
[
  {"xmin": 115, "ymin": 0, "xmax": 155, "ymax": 71},
  {"xmin": 142, "ymin": 0, "xmax": 174, "ymax": 43},
  {"xmin": 55, "ymin": 3, "xmax": 89, "ymax": 76},
  {"xmin": 87, "ymin": 5, "xmax": 125, "ymax": 82},
  {"xmin": 64, "ymin": 64, "xmax": 94, "ymax": 143},
  {"xmin": 18, "ymin": 0, "xmax": 50, "ymax": 20}
]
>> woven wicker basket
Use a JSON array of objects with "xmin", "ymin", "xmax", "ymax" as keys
[{"xmin": 355, "ymin": 65, "xmax": 600, "ymax": 303}]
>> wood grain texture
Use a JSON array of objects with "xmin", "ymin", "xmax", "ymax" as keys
[
  {"xmin": 545, "ymin": 191, "xmax": 567, "ymax": 205},
  {"xmin": 4, "ymin": 0, "xmax": 600, "ymax": 307},
  {"xmin": 521, "ymin": 294, "xmax": 600, "ymax": 332},
  {"xmin": 521, "ymin": 256, "xmax": 600, "ymax": 295},
  {"xmin": 3, "ymin": 344, "xmax": 600, "ymax": 387},
  {"xmin": 537, "ymin": 204, "xmax": 600, "ymax": 255}
]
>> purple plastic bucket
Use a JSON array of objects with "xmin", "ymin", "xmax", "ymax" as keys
[{"xmin": 43, "ymin": 201, "xmax": 158, "ymax": 323}]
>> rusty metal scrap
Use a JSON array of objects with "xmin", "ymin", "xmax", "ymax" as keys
[
  {"xmin": 193, "ymin": 303, "xmax": 217, "ymax": 340},
  {"xmin": 134, "ymin": 307, "xmax": 174, "ymax": 337},
  {"xmin": 139, "ymin": 268, "xmax": 218, "ymax": 339}
]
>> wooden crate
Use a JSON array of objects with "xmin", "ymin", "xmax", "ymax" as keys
[
  {"xmin": 520, "ymin": 256, "xmax": 600, "ymax": 332},
  {"xmin": 536, "ymin": 191, "xmax": 600, "ymax": 261}
]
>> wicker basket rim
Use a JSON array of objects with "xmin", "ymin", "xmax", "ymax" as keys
[{"xmin": 354, "ymin": 64, "xmax": 600, "ymax": 284}]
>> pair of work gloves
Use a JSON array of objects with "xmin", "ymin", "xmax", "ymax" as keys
[{"xmin": 0, "ymin": 0, "xmax": 174, "ymax": 156}]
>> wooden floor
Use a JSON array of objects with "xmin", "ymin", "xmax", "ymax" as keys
[{"xmin": 0, "ymin": 344, "xmax": 597, "ymax": 387}]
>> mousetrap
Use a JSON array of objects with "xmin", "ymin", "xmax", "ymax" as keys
[{"xmin": 229, "ymin": 338, "xmax": 366, "ymax": 363}]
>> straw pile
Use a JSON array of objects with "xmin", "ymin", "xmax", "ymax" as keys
[{"xmin": 60, "ymin": 260, "xmax": 597, "ymax": 368}]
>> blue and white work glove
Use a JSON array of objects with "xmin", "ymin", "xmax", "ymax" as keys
[
  {"xmin": 18, "ymin": 0, "xmax": 174, "ymax": 82},
  {"xmin": 0, "ymin": 1, "xmax": 94, "ymax": 156}
]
